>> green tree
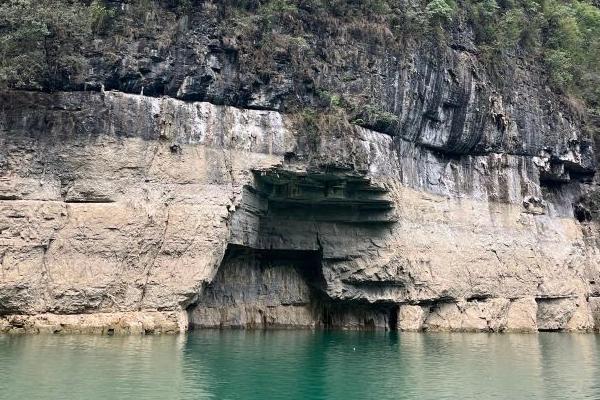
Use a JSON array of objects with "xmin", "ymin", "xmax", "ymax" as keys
[
  {"xmin": 425, "ymin": 0, "xmax": 454, "ymax": 24},
  {"xmin": 0, "ymin": 0, "xmax": 93, "ymax": 90},
  {"xmin": 545, "ymin": 49, "xmax": 574, "ymax": 87}
]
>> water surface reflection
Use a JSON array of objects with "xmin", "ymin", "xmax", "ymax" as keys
[{"xmin": 0, "ymin": 331, "xmax": 598, "ymax": 399}]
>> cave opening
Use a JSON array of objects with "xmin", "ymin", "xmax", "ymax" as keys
[
  {"xmin": 187, "ymin": 243, "xmax": 398, "ymax": 330},
  {"xmin": 187, "ymin": 167, "xmax": 398, "ymax": 330}
]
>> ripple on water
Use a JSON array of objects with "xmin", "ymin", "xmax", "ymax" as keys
[{"xmin": 0, "ymin": 331, "xmax": 599, "ymax": 400}]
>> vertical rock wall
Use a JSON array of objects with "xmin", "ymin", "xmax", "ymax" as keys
[{"xmin": 1, "ymin": 90, "xmax": 599, "ymax": 333}]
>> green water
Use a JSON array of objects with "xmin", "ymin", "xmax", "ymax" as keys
[{"xmin": 0, "ymin": 331, "xmax": 599, "ymax": 400}]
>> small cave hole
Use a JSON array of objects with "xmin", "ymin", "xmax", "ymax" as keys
[
  {"xmin": 169, "ymin": 144, "xmax": 182, "ymax": 154},
  {"xmin": 537, "ymin": 328, "xmax": 563, "ymax": 333},
  {"xmin": 466, "ymin": 295, "xmax": 490, "ymax": 302},
  {"xmin": 283, "ymin": 152, "xmax": 296, "ymax": 163},
  {"xmin": 574, "ymin": 204, "xmax": 592, "ymax": 222}
]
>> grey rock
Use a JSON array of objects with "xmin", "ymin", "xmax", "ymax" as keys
[{"xmin": 0, "ymin": 20, "xmax": 599, "ymax": 335}]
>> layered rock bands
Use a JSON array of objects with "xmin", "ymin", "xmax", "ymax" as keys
[{"xmin": 1, "ymin": 90, "xmax": 599, "ymax": 334}]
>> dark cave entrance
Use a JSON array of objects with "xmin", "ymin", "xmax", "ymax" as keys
[
  {"xmin": 388, "ymin": 306, "xmax": 399, "ymax": 331},
  {"xmin": 187, "ymin": 167, "xmax": 398, "ymax": 330},
  {"xmin": 187, "ymin": 244, "xmax": 397, "ymax": 330}
]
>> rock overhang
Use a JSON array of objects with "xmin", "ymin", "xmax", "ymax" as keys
[{"xmin": 0, "ymin": 89, "xmax": 599, "ymax": 333}]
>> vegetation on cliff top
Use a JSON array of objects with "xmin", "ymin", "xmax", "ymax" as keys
[{"xmin": 0, "ymin": 0, "xmax": 598, "ymax": 111}]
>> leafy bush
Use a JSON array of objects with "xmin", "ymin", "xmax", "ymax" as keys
[
  {"xmin": 545, "ymin": 50, "xmax": 574, "ymax": 88},
  {"xmin": 541, "ymin": 1, "xmax": 600, "ymax": 107},
  {"xmin": 352, "ymin": 105, "xmax": 400, "ymax": 135},
  {"xmin": 466, "ymin": 0, "xmax": 600, "ymax": 109},
  {"xmin": 425, "ymin": 0, "xmax": 455, "ymax": 24},
  {"xmin": 0, "ymin": 0, "xmax": 94, "ymax": 90},
  {"xmin": 90, "ymin": 0, "xmax": 115, "ymax": 34}
]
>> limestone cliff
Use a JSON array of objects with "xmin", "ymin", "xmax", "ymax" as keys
[{"xmin": 1, "ymin": 1, "xmax": 600, "ymax": 333}]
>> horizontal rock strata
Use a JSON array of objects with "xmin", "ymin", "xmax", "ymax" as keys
[
  {"xmin": 0, "ymin": 311, "xmax": 187, "ymax": 335},
  {"xmin": 1, "ymin": 90, "xmax": 599, "ymax": 334}
]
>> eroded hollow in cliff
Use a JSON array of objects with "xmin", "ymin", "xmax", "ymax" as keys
[
  {"xmin": 187, "ymin": 167, "xmax": 398, "ymax": 330},
  {"xmin": 188, "ymin": 244, "xmax": 397, "ymax": 330},
  {"xmin": 252, "ymin": 167, "xmax": 397, "ymax": 224}
]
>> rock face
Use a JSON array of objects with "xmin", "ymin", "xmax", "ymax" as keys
[
  {"xmin": 1, "ymin": 87, "xmax": 599, "ymax": 334},
  {"xmin": 1, "ymin": 3, "xmax": 599, "ymax": 334},
  {"xmin": 0, "ymin": 90, "xmax": 291, "ymax": 319}
]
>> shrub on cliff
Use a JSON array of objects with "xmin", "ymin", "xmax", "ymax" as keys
[
  {"xmin": 466, "ymin": 0, "xmax": 600, "ymax": 110},
  {"xmin": 545, "ymin": 0, "xmax": 600, "ymax": 110},
  {"xmin": 0, "ymin": 0, "xmax": 94, "ymax": 91},
  {"xmin": 0, "ymin": 0, "xmax": 598, "ymax": 112},
  {"xmin": 425, "ymin": 0, "xmax": 455, "ymax": 24}
]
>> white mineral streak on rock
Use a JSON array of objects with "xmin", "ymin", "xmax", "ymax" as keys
[
  {"xmin": 1, "ymin": 91, "xmax": 599, "ymax": 334},
  {"xmin": 0, "ymin": 92, "xmax": 295, "ymax": 333}
]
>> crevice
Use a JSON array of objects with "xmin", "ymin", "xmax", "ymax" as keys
[
  {"xmin": 388, "ymin": 305, "xmax": 399, "ymax": 331},
  {"xmin": 466, "ymin": 294, "xmax": 492, "ymax": 302},
  {"xmin": 63, "ymin": 199, "xmax": 116, "ymax": 204},
  {"xmin": 39, "ymin": 204, "xmax": 70, "ymax": 306},
  {"xmin": 138, "ymin": 207, "xmax": 170, "ymax": 310}
]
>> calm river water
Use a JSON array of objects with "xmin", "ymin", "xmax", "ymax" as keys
[{"xmin": 0, "ymin": 330, "xmax": 599, "ymax": 399}]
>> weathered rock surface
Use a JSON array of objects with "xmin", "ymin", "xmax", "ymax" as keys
[
  {"xmin": 2, "ymin": 1, "xmax": 599, "ymax": 334},
  {"xmin": 0, "ymin": 311, "xmax": 187, "ymax": 335},
  {"xmin": 1, "ymin": 87, "xmax": 599, "ymax": 334},
  {"xmin": 0, "ymin": 90, "xmax": 295, "ymax": 333}
]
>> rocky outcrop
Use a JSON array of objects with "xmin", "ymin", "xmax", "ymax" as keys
[
  {"xmin": 0, "ymin": 90, "xmax": 294, "ymax": 333},
  {"xmin": 1, "ymin": 86, "xmax": 599, "ymax": 334},
  {"xmin": 0, "ymin": 311, "xmax": 187, "ymax": 335},
  {"xmin": 1, "ymin": 0, "xmax": 599, "ymax": 333}
]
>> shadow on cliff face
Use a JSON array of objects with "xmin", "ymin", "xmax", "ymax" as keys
[
  {"xmin": 187, "ymin": 244, "xmax": 398, "ymax": 331},
  {"xmin": 186, "ymin": 167, "xmax": 399, "ymax": 330}
]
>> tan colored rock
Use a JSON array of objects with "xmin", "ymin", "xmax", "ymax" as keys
[
  {"xmin": 588, "ymin": 297, "xmax": 600, "ymax": 331},
  {"xmin": 505, "ymin": 297, "xmax": 537, "ymax": 332},
  {"xmin": 1, "ymin": 90, "xmax": 599, "ymax": 333},
  {"xmin": 565, "ymin": 297, "xmax": 594, "ymax": 332},
  {"xmin": 0, "ymin": 92, "xmax": 294, "ymax": 320},
  {"xmin": 191, "ymin": 305, "xmax": 317, "ymax": 329},
  {"xmin": 424, "ymin": 299, "xmax": 510, "ymax": 332},
  {"xmin": 0, "ymin": 311, "xmax": 187, "ymax": 335},
  {"xmin": 397, "ymin": 305, "xmax": 428, "ymax": 331},
  {"xmin": 534, "ymin": 297, "xmax": 593, "ymax": 331}
]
